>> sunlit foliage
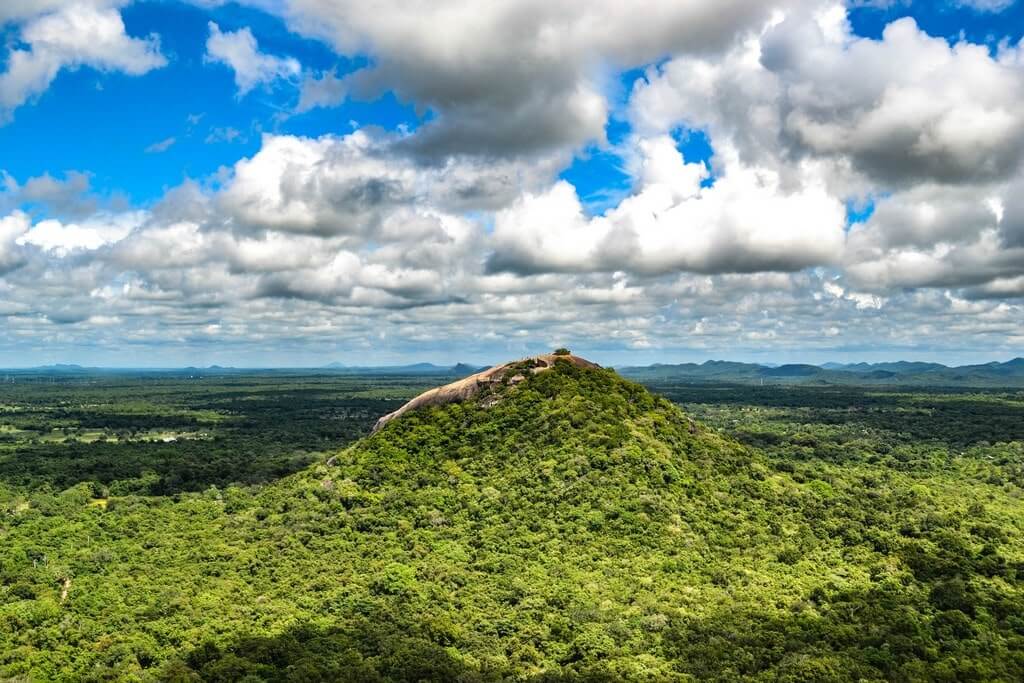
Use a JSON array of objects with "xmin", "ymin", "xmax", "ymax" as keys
[{"xmin": 1, "ymin": 365, "xmax": 1022, "ymax": 680}]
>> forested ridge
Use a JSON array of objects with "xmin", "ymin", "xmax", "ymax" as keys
[{"xmin": 1, "ymin": 362, "xmax": 1023, "ymax": 680}]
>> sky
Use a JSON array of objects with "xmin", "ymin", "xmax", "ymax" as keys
[{"xmin": 0, "ymin": 0, "xmax": 1023, "ymax": 367}]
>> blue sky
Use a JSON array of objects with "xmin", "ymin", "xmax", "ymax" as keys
[
  {"xmin": 849, "ymin": 0, "xmax": 1024, "ymax": 44},
  {"xmin": 0, "ymin": 0, "xmax": 1022, "ymax": 367},
  {"xmin": 0, "ymin": 1, "xmax": 421, "ymax": 207},
  {"xmin": 2, "ymin": 0, "xmax": 1012, "ymax": 210}
]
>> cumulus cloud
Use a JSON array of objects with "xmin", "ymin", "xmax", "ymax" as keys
[
  {"xmin": 846, "ymin": 185, "xmax": 1002, "ymax": 254},
  {"xmin": 845, "ymin": 226, "xmax": 1024, "ymax": 291},
  {"xmin": 72, "ymin": 130, "xmax": 490, "ymax": 315},
  {"xmin": 488, "ymin": 136, "xmax": 846, "ymax": 275},
  {"xmin": 204, "ymin": 22, "xmax": 301, "ymax": 96},
  {"xmin": 2, "ymin": 171, "xmax": 98, "ymax": 217},
  {"xmin": 264, "ymin": 0, "xmax": 814, "ymax": 159},
  {"xmin": 1001, "ymin": 177, "xmax": 1024, "ymax": 248},
  {"xmin": 218, "ymin": 130, "xmax": 560, "ymax": 237},
  {"xmin": 765, "ymin": 15, "xmax": 1024, "ymax": 186},
  {"xmin": 16, "ymin": 211, "xmax": 145, "ymax": 257},
  {"xmin": 631, "ymin": 7, "xmax": 1024, "ymax": 187},
  {"xmin": 0, "ymin": 3, "xmax": 166, "ymax": 121},
  {"xmin": 0, "ymin": 212, "xmax": 30, "ymax": 274},
  {"xmin": 626, "ymin": 4, "xmax": 1024, "ymax": 299}
]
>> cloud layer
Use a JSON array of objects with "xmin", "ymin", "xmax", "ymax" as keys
[{"xmin": 0, "ymin": 0, "xmax": 1022, "ymax": 363}]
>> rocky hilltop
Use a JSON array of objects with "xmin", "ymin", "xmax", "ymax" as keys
[{"xmin": 372, "ymin": 351, "xmax": 600, "ymax": 432}]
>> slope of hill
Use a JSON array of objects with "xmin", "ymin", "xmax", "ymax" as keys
[
  {"xmin": 1, "ymin": 358, "xmax": 1022, "ymax": 680},
  {"xmin": 371, "ymin": 352, "xmax": 599, "ymax": 432}
]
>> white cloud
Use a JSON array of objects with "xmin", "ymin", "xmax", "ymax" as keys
[
  {"xmin": 766, "ymin": 16, "xmax": 1024, "ymax": 185},
  {"xmin": 204, "ymin": 22, "xmax": 301, "ymax": 96},
  {"xmin": 0, "ymin": 3, "xmax": 166, "ymax": 121},
  {"xmin": 2, "ymin": 171, "xmax": 97, "ymax": 217},
  {"xmin": 631, "ymin": 8, "xmax": 1024, "ymax": 187},
  {"xmin": 489, "ymin": 136, "xmax": 846, "ymax": 275},
  {"xmin": 296, "ymin": 71, "xmax": 347, "ymax": 112},
  {"xmin": 953, "ymin": 0, "xmax": 1015, "ymax": 11},
  {"xmin": 264, "ymin": 0, "xmax": 815, "ymax": 158},
  {"xmin": 848, "ymin": 1, "xmax": 1016, "ymax": 14},
  {"xmin": 16, "ymin": 211, "xmax": 145, "ymax": 257},
  {"xmin": 0, "ymin": 212, "xmax": 31, "ymax": 274},
  {"xmin": 218, "ymin": 130, "xmax": 559, "ymax": 237},
  {"xmin": 0, "ymin": 0, "xmax": 124, "ymax": 23},
  {"xmin": 205, "ymin": 127, "xmax": 244, "ymax": 144},
  {"xmin": 1002, "ymin": 176, "xmax": 1024, "ymax": 248},
  {"xmin": 145, "ymin": 137, "xmax": 176, "ymax": 154},
  {"xmin": 627, "ymin": 4, "xmax": 1024, "ymax": 297}
]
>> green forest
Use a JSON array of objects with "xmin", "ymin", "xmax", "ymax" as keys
[{"xmin": 1, "ymin": 362, "xmax": 1023, "ymax": 681}]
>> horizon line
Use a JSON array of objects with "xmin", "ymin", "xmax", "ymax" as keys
[{"xmin": 1, "ymin": 356, "xmax": 1021, "ymax": 372}]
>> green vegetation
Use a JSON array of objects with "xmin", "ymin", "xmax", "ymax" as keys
[
  {"xmin": 0, "ymin": 373, "xmax": 434, "ymax": 494},
  {"xmin": 1, "ymin": 364, "xmax": 1023, "ymax": 680}
]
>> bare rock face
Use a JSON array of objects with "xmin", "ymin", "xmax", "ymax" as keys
[{"xmin": 371, "ymin": 353, "xmax": 600, "ymax": 433}]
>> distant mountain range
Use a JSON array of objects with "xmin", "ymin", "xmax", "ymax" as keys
[
  {"xmin": 320, "ymin": 362, "xmax": 487, "ymax": 377},
  {"xmin": 618, "ymin": 358, "xmax": 1024, "ymax": 387},
  {"xmin": 6, "ymin": 358, "xmax": 1024, "ymax": 387}
]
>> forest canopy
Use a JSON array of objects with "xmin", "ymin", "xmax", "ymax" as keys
[{"xmin": 1, "ymin": 364, "xmax": 1022, "ymax": 681}]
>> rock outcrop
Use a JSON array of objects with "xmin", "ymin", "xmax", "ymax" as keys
[{"xmin": 371, "ymin": 352, "xmax": 600, "ymax": 432}]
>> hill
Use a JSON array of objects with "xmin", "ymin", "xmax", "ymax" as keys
[
  {"xmin": 371, "ymin": 351, "xmax": 599, "ymax": 431},
  {"xmin": 1, "ymin": 357, "xmax": 1022, "ymax": 680}
]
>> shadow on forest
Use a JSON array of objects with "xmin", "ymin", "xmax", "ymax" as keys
[
  {"xmin": 0, "ymin": 439, "xmax": 322, "ymax": 495},
  {"xmin": 160, "ymin": 617, "xmax": 622, "ymax": 683},
  {"xmin": 158, "ymin": 572, "xmax": 1023, "ymax": 682}
]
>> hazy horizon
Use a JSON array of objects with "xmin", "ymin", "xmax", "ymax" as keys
[{"xmin": 3, "ymin": 350, "xmax": 1021, "ymax": 371}]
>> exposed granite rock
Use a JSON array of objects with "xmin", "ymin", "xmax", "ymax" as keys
[{"xmin": 371, "ymin": 353, "xmax": 600, "ymax": 433}]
